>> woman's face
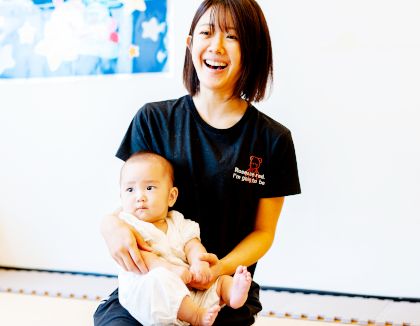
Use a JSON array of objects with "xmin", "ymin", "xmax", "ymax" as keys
[{"xmin": 187, "ymin": 7, "xmax": 242, "ymax": 97}]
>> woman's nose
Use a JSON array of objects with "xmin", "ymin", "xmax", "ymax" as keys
[{"xmin": 209, "ymin": 34, "xmax": 225, "ymax": 55}]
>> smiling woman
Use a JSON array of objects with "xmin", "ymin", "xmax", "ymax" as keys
[
  {"xmin": 186, "ymin": 9, "xmax": 242, "ymax": 98},
  {"xmin": 1, "ymin": 1, "xmax": 420, "ymax": 325},
  {"xmin": 95, "ymin": 0, "xmax": 300, "ymax": 325},
  {"xmin": 183, "ymin": 0, "xmax": 272, "ymax": 102}
]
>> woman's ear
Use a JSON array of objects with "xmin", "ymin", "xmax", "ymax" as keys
[
  {"xmin": 186, "ymin": 35, "xmax": 192, "ymax": 51},
  {"xmin": 168, "ymin": 187, "xmax": 179, "ymax": 207}
]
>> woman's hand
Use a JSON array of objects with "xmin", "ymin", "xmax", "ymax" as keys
[
  {"xmin": 188, "ymin": 252, "xmax": 221, "ymax": 290},
  {"xmin": 101, "ymin": 212, "xmax": 153, "ymax": 274},
  {"xmin": 189, "ymin": 260, "xmax": 211, "ymax": 284}
]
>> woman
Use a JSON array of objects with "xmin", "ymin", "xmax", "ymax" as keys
[{"xmin": 94, "ymin": 0, "xmax": 300, "ymax": 325}]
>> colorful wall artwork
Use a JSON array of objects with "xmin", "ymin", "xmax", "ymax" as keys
[{"xmin": 0, "ymin": 0, "xmax": 168, "ymax": 78}]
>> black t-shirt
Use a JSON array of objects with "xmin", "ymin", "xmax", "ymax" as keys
[{"xmin": 117, "ymin": 95, "xmax": 301, "ymax": 275}]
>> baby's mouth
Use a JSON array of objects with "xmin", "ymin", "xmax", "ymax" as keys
[{"xmin": 204, "ymin": 59, "xmax": 227, "ymax": 70}]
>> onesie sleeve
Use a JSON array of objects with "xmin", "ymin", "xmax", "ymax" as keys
[
  {"xmin": 116, "ymin": 105, "xmax": 153, "ymax": 161},
  {"xmin": 169, "ymin": 210, "xmax": 200, "ymax": 244},
  {"xmin": 260, "ymin": 130, "xmax": 301, "ymax": 198}
]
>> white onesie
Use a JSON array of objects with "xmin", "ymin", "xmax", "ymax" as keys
[{"xmin": 118, "ymin": 210, "xmax": 220, "ymax": 326}]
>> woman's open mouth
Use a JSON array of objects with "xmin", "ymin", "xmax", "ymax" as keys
[{"xmin": 204, "ymin": 59, "xmax": 227, "ymax": 70}]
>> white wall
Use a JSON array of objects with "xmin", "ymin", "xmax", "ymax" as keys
[{"xmin": 1, "ymin": 0, "xmax": 419, "ymax": 299}]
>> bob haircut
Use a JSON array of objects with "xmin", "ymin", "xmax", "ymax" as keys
[{"xmin": 183, "ymin": 0, "xmax": 273, "ymax": 102}]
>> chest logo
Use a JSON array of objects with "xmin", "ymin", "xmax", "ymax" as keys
[
  {"xmin": 232, "ymin": 156, "xmax": 265, "ymax": 185},
  {"xmin": 247, "ymin": 156, "xmax": 262, "ymax": 174}
]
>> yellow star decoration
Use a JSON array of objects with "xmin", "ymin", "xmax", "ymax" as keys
[{"xmin": 128, "ymin": 44, "xmax": 140, "ymax": 58}]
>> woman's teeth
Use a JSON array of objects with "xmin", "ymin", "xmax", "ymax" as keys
[{"xmin": 205, "ymin": 59, "xmax": 227, "ymax": 70}]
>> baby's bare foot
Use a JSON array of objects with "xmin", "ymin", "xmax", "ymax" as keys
[
  {"xmin": 230, "ymin": 265, "xmax": 252, "ymax": 309},
  {"xmin": 195, "ymin": 305, "xmax": 220, "ymax": 326}
]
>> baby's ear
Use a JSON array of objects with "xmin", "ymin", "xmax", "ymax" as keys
[{"xmin": 168, "ymin": 187, "xmax": 179, "ymax": 207}]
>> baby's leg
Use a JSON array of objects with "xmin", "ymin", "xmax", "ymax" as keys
[
  {"xmin": 142, "ymin": 250, "xmax": 191, "ymax": 284},
  {"xmin": 177, "ymin": 296, "xmax": 220, "ymax": 326},
  {"xmin": 217, "ymin": 265, "xmax": 252, "ymax": 309},
  {"xmin": 118, "ymin": 267, "xmax": 190, "ymax": 324}
]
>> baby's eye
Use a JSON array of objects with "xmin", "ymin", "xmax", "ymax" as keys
[
  {"xmin": 126, "ymin": 187, "xmax": 133, "ymax": 192},
  {"xmin": 146, "ymin": 186, "xmax": 156, "ymax": 191}
]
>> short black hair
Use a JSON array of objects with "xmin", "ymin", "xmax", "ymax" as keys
[{"xmin": 183, "ymin": 0, "xmax": 273, "ymax": 102}]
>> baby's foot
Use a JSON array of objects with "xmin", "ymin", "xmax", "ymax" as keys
[
  {"xmin": 230, "ymin": 265, "xmax": 252, "ymax": 309},
  {"xmin": 195, "ymin": 305, "xmax": 220, "ymax": 326}
]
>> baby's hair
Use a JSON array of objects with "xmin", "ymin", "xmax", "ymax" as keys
[{"xmin": 121, "ymin": 151, "xmax": 175, "ymax": 185}]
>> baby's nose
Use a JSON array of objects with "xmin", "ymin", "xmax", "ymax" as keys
[{"xmin": 136, "ymin": 193, "xmax": 146, "ymax": 201}]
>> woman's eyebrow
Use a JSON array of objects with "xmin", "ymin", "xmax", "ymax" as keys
[{"xmin": 197, "ymin": 23, "xmax": 236, "ymax": 31}]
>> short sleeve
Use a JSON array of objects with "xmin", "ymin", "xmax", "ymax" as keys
[
  {"xmin": 168, "ymin": 210, "xmax": 200, "ymax": 245},
  {"xmin": 116, "ymin": 105, "xmax": 152, "ymax": 161},
  {"xmin": 260, "ymin": 131, "xmax": 301, "ymax": 198}
]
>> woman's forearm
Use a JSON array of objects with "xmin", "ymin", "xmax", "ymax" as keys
[
  {"xmin": 218, "ymin": 229, "xmax": 274, "ymax": 276},
  {"xmin": 217, "ymin": 197, "xmax": 285, "ymax": 276},
  {"xmin": 100, "ymin": 208, "xmax": 122, "ymax": 239},
  {"xmin": 101, "ymin": 208, "xmax": 151, "ymax": 273}
]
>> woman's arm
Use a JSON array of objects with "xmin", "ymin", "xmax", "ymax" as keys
[
  {"xmin": 101, "ymin": 208, "xmax": 153, "ymax": 274},
  {"xmin": 207, "ymin": 197, "xmax": 285, "ymax": 279},
  {"xmin": 102, "ymin": 210, "xmax": 192, "ymax": 281}
]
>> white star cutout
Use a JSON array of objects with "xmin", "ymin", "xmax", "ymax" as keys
[
  {"xmin": 142, "ymin": 17, "xmax": 166, "ymax": 42},
  {"xmin": 34, "ymin": 19, "xmax": 80, "ymax": 72},
  {"xmin": 156, "ymin": 50, "xmax": 166, "ymax": 63}
]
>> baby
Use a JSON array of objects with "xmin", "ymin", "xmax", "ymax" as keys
[{"xmin": 117, "ymin": 151, "xmax": 252, "ymax": 326}]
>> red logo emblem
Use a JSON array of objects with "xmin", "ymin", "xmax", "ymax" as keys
[{"xmin": 247, "ymin": 156, "xmax": 262, "ymax": 174}]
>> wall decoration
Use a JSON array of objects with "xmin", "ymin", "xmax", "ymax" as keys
[{"xmin": 0, "ymin": 0, "xmax": 168, "ymax": 78}]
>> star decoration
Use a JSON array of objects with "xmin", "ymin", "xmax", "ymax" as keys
[
  {"xmin": 142, "ymin": 17, "xmax": 166, "ymax": 42},
  {"xmin": 128, "ymin": 44, "xmax": 140, "ymax": 58},
  {"xmin": 156, "ymin": 50, "xmax": 167, "ymax": 63},
  {"xmin": 34, "ymin": 19, "xmax": 79, "ymax": 72}
]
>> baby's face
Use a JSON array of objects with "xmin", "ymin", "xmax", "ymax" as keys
[{"xmin": 120, "ymin": 159, "xmax": 176, "ymax": 224}]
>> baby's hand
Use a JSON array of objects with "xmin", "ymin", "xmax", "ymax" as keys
[
  {"xmin": 171, "ymin": 265, "xmax": 192, "ymax": 284},
  {"xmin": 189, "ymin": 260, "xmax": 211, "ymax": 284}
]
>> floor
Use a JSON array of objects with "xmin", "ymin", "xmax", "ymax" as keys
[
  {"xmin": 0, "ymin": 268, "xmax": 419, "ymax": 326},
  {"xmin": 0, "ymin": 292, "xmax": 334, "ymax": 326}
]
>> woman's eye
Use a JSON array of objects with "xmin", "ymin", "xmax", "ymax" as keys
[
  {"xmin": 200, "ymin": 30, "xmax": 210, "ymax": 36},
  {"xmin": 227, "ymin": 34, "xmax": 238, "ymax": 40}
]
